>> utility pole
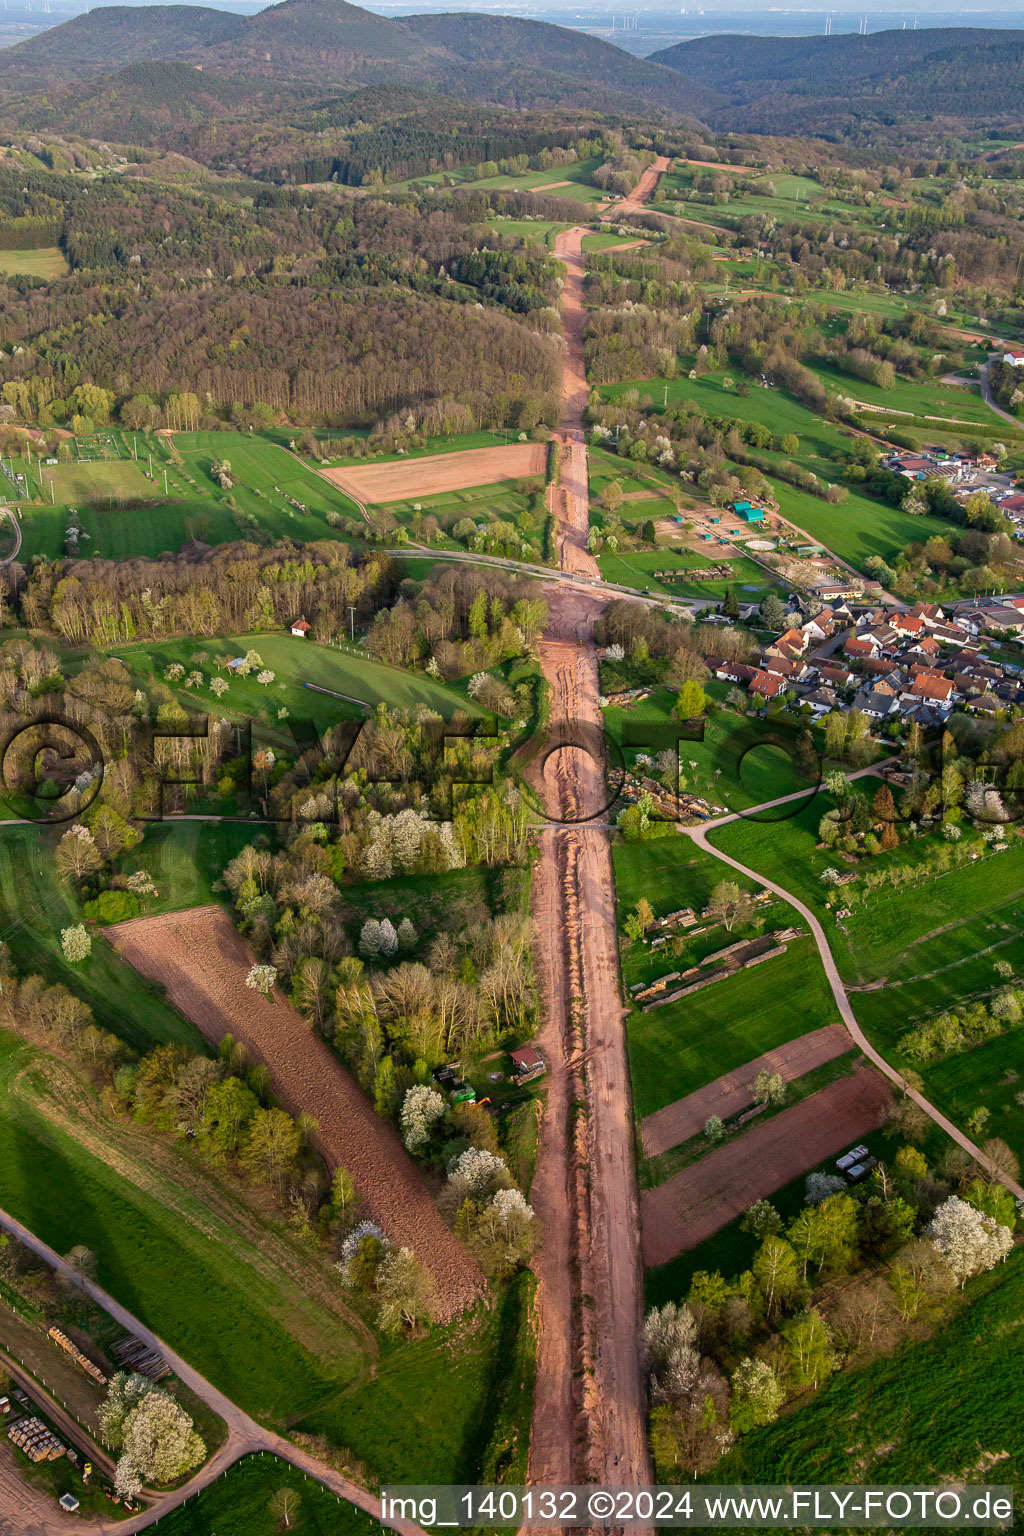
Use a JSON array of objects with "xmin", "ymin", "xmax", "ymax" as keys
[
  {"xmin": 348, "ymin": 605, "xmax": 357, "ymax": 642},
  {"xmin": 164, "ymin": 469, "xmax": 168, "ymax": 496}
]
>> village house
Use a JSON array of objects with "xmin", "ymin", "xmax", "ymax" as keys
[
  {"xmin": 801, "ymin": 686, "xmax": 839, "ymax": 717},
  {"xmin": 819, "ymin": 664, "xmax": 855, "ymax": 692},
  {"xmin": 748, "ymin": 667, "xmax": 788, "ymax": 700},
  {"xmin": 852, "ymin": 683, "xmax": 901, "ymax": 721}
]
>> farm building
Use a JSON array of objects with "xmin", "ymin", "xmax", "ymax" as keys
[
  {"xmin": 510, "ymin": 1046, "xmax": 547, "ymax": 1082},
  {"xmin": 731, "ymin": 501, "xmax": 764, "ymax": 522},
  {"xmin": 290, "ymin": 618, "xmax": 311, "ymax": 638}
]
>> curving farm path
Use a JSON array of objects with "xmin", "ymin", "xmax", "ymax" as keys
[
  {"xmin": 689, "ymin": 804, "xmax": 1024, "ymax": 1202},
  {"xmin": 0, "ymin": 1207, "xmax": 431, "ymax": 1536}
]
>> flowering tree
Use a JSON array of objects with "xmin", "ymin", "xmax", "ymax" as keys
[
  {"xmin": 256, "ymin": 670, "xmax": 275, "ymax": 686},
  {"xmin": 61, "ymin": 925, "xmax": 91, "ymax": 963},
  {"xmin": 100, "ymin": 1373, "xmax": 205, "ymax": 1497},
  {"xmin": 401, "ymin": 1085, "xmax": 446, "ymax": 1152},
  {"xmin": 642, "ymin": 1302, "xmax": 699, "ymax": 1406},
  {"xmin": 376, "ymin": 1246, "xmax": 437, "ymax": 1335},
  {"xmin": 245, "ymin": 963, "xmax": 277, "ymax": 999},
  {"xmin": 55, "ymin": 824, "xmax": 102, "ymax": 884},
  {"xmin": 359, "ymin": 919, "xmax": 381, "ymax": 956},
  {"xmin": 729, "ymin": 1358, "xmax": 785, "ymax": 1430},
  {"xmin": 115, "ymin": 1393, "xmax": 206, "ymax": 1495},
  {"xmin": 447, "ymin": 1147, "xmax": 510, "ymax": 1199},
  {"xmin": 379, "ymin": 918, "xmax": 399, "ymax": 957},
  {"xmin": 209, "ymin": 677, "xmax": 229, "ymax": 698},
  {"xmin": 925, "ymin": 1195, "xmax": 1013, "ymax": 1284}
]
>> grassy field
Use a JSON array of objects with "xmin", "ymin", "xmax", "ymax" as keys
[
  {"xmin": 483, "ymin": 218, "xmax": 563, "ymax": 247},
  {"xmin": 604, "ymin": 690, "xmax": 822, "ymax": 816},
  {"xmin": 0, "ymin": 1033, "xmax": 369, "ymax": 1423},
  {"xmin": 599, "ymin": 371, "xmax": 954, "ymax": 563},
  {"xmin": 103, "ymin": 632, "xmax": 484, "ymax": 733},
  {"xmin": 16, "ymin": 430, "xmax": 364, "ymax": 561},
  {"xmin": 0, "ymin": 824, "xmax": 206, "ymax": 1054},
  {"xmin": 628, "ymin": 938, "xmax": 840, "ymax": 1120},
  {"xmin": 806, "ymin": 361, "xmax": 1001, "ymax": 425},
  {"xmin": 395, "ymin": 156, "xmax": 604, "ymax": 199},
  {"xmin": 152, "ymin": 1455, "xmax": 379, "ymax": 1536},
  {"xmin": 582, "ymin": 232, "xmax": 650, "ymax": 252},
  {"xmin": 38, "ymin": 459, "xmax": 156, "ymax": 506},
  {"xmin": 0, "ymin": 247, "xmax": 68, "ymax": 279},
  {"xmin": 713, "ymin": 809, "xmax": 1024, "ymax": 986},
  {"xmin": 597, "ymin": 548, "xmax": 783, "ymax": 601},
  {"xmin": 713, "ymin": 1250, "xmax": 1024, "ymax": 1494},
  {"xmin": 710, "ymin": 808, "xmax": 1024, "ymax": 1158},
  {"xmin": 297, "ymin": 1272, "xmax": 535, "ymax": 1485},
  {"xmin": 613, "ymin": 833, "xmax": 841, "ymax": 1118},
  {"xmin": 379, "ymin": 476, "xmax": 547, "ymax": 560}
]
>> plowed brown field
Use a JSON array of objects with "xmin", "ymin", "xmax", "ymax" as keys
[
  {"xmin": 107, "ymin": 906, "xmax": 484, "ymax": 1322},
  {"xmin": 641, "ymin": 1024, "xmax": 852, "ymax": 1159},
  {"xmin": 320, "ymin": 443, "xmax": 545, "ymax": 504},
  {"xmin": 640, "ymin": 1062, "xmax": 891, "ymax": 1267}
]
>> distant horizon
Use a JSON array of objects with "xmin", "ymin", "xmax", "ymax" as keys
[{"xmin": 3, "ymin": 0, "xmax": 1024, "ymax": 60}]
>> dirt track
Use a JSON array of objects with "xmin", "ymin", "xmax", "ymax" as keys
[
  {"xmin": 526, "ymin": 215, "xmax": 652, "ymax": 1499},
  {"xmin": 107, "ymin": 907, "xmax": 484, "ymax": 1323},
  {"xmin": 603, "ymin": 156, "xmax": 670, "ymax": 221},
  {"xmin": 640, "ymin": 1062, "xmax": 891, "ymax": 1267},
  {"xmin": 320, "ymin": 443, "xmax": 545, "ymax": 503},
  {"xmin": 641, "ymin": 1024, "xmax": 852, "ymax": 1159}
]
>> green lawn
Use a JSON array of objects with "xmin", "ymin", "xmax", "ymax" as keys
[
  {"xmin": 806, "ymin": 361, "xmax": 1001, "ymax": 425},
  {"xmin": 0, "ymin": 825, "xmax": 205, "ymax": 1054},
  {"xmin": 628, "ymin": 939, "xmax": 840, "ymax": 1120},
  {"xmin": 103, "ymin": 632, "xmax": 484, "ymax": 733},
  {"xmin": 711, "ymin": 810, "xmax": 1024, "ymax": 1158},
  {"xmin": 38, "ymin": 459, "xmax": 156, "ymax": 506},
  {"xmin": 16, "ymin": 430, "xmax": 365, "ymax": 560},
  {"xmin": 483, "ymin": 218, "xmax": 564, "ymax": 247},
  {"xmin": 713, "ymin": 1251, "xmax": 1024, "ymax": 1494},
  {"xmin": 0, "ymin": 1033, "xmax": 369, "ymax": 1423},
  {"xmin": 582, "ymin": 232, "xmax": 650, "ymax": 252},
  {"xmin": 605, "ymin": 692, "xmax": 822, "ymax": 816},
  {"xmin": 598, "ymin": 548, "xmax": 783, "ymax": 602},
  {"xmin": 0, "ymin": 247, "xmax": 68, "ymax": 279},
  {"xmin": 613, "ymin": 833, "xmax": 841, "ymax": 1118},
  {"xmin": 297, "ymin": 1272, "xmax": 535, "ymax": 1486},
  {"xmin": 151, "ymin": 1455, "xmax": 379, "ymax": 1536},
  {"xmin": 600, "ymin": 371, "xmax": 954, "ymax": 564}
]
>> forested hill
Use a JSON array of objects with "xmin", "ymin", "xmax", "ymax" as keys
[
  {"xmin": 0, "ymin": 0, "xmax": 707, "ymax": 119},
  {"xmin": 650, "ymin": 27, "xmax": 1024, "ymax": 132},
  {"xmin": 397, "ymin": 13, "xmax": 709, "ymax": 116}
]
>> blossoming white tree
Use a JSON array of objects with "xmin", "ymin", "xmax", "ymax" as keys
[
  {"xmin": 925, "ymin": 1195, "xmax": 1013, "ymax": 1284},
  {"xmin": 245, "ymin": 963, "xmax": 277, "ymax": 998},
  {"xmin": 401, "ymin": 1084, "xmax": 446, "ymax": 1152},
  {"xmin": 61, "ymin": 924, "xmax": 91, "ymax": 963}
]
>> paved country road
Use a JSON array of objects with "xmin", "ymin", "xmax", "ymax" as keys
[
  {"xmin": 689, "ymin": 780, "xmax": 1024, "ymax": 1202},
  {"xmin": 0, "ymin": 1208, "xmax": 431, "ymax": 1536}
]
